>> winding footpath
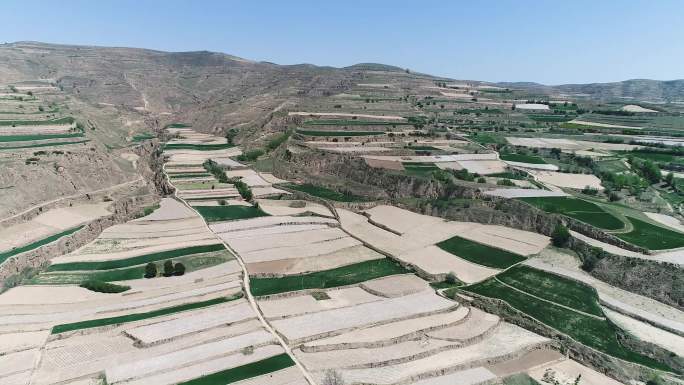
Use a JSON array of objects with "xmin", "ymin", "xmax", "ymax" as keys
[{"xmin": 162, "ymin": 163, "xmax": 318, "ymax": 385}]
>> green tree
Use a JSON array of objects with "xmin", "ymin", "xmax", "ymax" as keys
[
  {"xmin": 551, "ymin": 224, "xmax": 570, "ymax": 247},
  {"xmin": 665, "ymin": 172, "xmax": 675, "ymax": 186},
  {"xmin": 144, "ymin": 263, "xmax": 157, "ymax": 278},
  {"xmin": 163, "ymin": 260, "xmax": 174, "ymax": 277},
  {"xmin": 174, "ymin": 262, "xmax": 186, "ymax": 276}
]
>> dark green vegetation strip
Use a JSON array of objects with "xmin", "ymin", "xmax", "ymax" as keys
[
  {"xmin": 0, "ymin": 226, "xmax": 83, "ymax": 265},
  {"xmin": 487, "ymin": 172, "xmax": 525, "ymax": 180},
  {"xmin": 0, "ymin": 132, "xmax": 84, "ymax": 142},
  {"xmin": 296, "ymin": 129, "xmax": 384, "ymax": 137},
  {"xmin": 0, "ymin": 139, "xmax": 90, "ymax": 150},
  {"xmin": 304, "ymin": 119, "xmax": 412, "ymax": 126},
  {"xmin": 616, "ymin": 216, "xmax": 684, "ymax": 250},
  {"xmin": 527, "ymin": 114, "xmax": 575, "ymax": 122},
  {"xmin": 283, "ymin": 183, "xmax": 368, "ymax": 202},
  {"xmin": 168, "ymin": 172, "xmax": 212, "ymax": 178},
  {"xmin": 166, "ymin": 123, "xmax": 191, "ymax": 128},
  {"xmin": 497, "ymin": 265, "xmax": 603, "ymax": 316},
  {"xmin": 250, "ymin": 258, "xmax": 410, "ymax": 296},
  {"xmin": 0, "ymin": 116, "xmax": 74, "ymax": 126},
  {"xmin": 164, "ymin": 143, "xmax": 235, "ymax": 150},
  {"xmin": 195, "ymin": 205, "xmax": 269, "ymax": 222},
  {"xmin": 462, "ymin": 279, "xmax": 674, "ymax": 372},
  {"xmin": 519, "ymin": 197, "xmax": 624, "ymax": 230},
  {"xmin": 132, "ymin": 132, "xmax": 155, "ymax": 142},
  {"xmin": 500, "ymin": 153, "xmax": 547, "ymax": 164},
  {"xmin": 178, "ymin": 353, "xmax": 294, "ymax": 385},
  {"xmin": 51, "ymin": 296, "xmax": 238, "ymax": 334},
  {"xmin": 48, "ymin": 244, "xmax": 225, "ymax": 271},
  {"xmin": 436, "ymin": 236, "xmax": 526, "ymax": 269}
]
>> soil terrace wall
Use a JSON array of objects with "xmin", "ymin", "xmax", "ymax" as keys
[{"xmin": 0, "ymin": 194, "xmax": 157, "ymax": 285}]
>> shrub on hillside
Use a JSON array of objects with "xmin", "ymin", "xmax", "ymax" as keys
[
  {"xmin": 551, "ymin": 224, "xmax": 570, "ymax": 247},
  {"xmin": 80, "ymin": 279, "xmax": 130, "ymax": 293}
]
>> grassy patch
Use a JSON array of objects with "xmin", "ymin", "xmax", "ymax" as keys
[
  {"xmin": 0, "ymin": 226, "xmax": 83, "ymax": 264},
  {"xmin": 0, "ymin": 139, "xmax": 90, "ymax": 150},
  {"xmin": 500, "ymin": 153, "xmax": 547, "ymax": 164},
  {"xmin": 497, "ymin": 265, "xmax": 603, "ymax": 316},
  {"xmin": 616, "ymin": 216, "xmax": 684, "ymax": 250},
  {"xmin": 177, "ymin": 353, "xmax": 294, "ymax": 385},
  {"xmin": 0, "ymin": 132, "xmax": 84, "ymax": 142},
  {"xmin": 283, "ymin": 183, "xmax": 368, "ymax": 202},
  {"xmin": 0, "ymin": 116, "xmax": 74, "ymax": 126},
  {"xmin": 503, "ymin": 373, "xmax": 541, "ymax": 385},
  {"xmin": 436, "ymin": 236, "xmax": 526, "ymax": 269},
  {"xmin": 519, "ymin": 197, "xmax": 624, "ymax": 230},
  {"xmin": 402, "ymin": 162, "xmax": 441, "ymax": 176},
  {"xmin": 462, "ymin": 279, "xmax": 674, "ymax": 372},
  {"xmin": 250, "ymin": 259, "xmax": 410, "ymax": 296},
  {"xmin": 51, "ymin": 295, "xmax": 239, "ymax": 334},
  {"xmin": 471, "ymin": 132, "xmax": 505, "ymax": 145},
  {"xmin": 195, "ymin": 205, "xmax": 269, "ymax": 222},
  {"xmin": 48, "ymin": 244, "xmax": 225, "ymax": 271}
]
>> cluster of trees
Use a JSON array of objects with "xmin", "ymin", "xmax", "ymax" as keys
[
  {"xmin": 628, "ymin": 157, "xmax": 662, "ymax": 184},
  {"xmin": 144, "ymin": 260, "xmax": 185, "ymax": 278},
  {"xmin": 202, "ymin": 159, "xmax": 253, "ymax": 201}
]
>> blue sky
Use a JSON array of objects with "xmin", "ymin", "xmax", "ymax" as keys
[{"xmin": 2, "ymin": 0, "xmax": 682, "ymax": 85}]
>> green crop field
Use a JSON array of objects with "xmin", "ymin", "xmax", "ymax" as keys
[
  {"xmin": 462, "ymin": 279, "xmax": 674, "ymax": 372},
  {"xmin": 250, "ymin": 258, "xmax": 410, "ymax": 296},
  {"xmin": 0, "ymin": 139, "xmax": 90, "ymax": 150},
  {"xmin": 436, "ymin": 236, "xmax": 526, "ymax": 269},
  {"xmin": 500, "ymin": 153, "xmax": 547, "ymax": 164},
  {"xmin": 177, "ymin": 354, "xmax": 294, "ymax": 385},
  {"xmin": 296, "ymin": 128, "xmax": 384, "ymax": 137},
  {"xmin": 497, "ymin": 265, "xmax": 603, "ymax": 316},
  {"xmin": 51, "ymin": 295, "xmax": 239, "ymax": 334},
  {"xmin": 195, "ymin": 205, "xmax": 269, "ymax": 222},
  {"xmin": 0, "ymin": 132, "xmax": 84, "ymax": 142},
  {"xmin": 519, "ymin": 197, "xmax": 624, "ymax": 230},
  {"xmin": 402, "ymin": 162, "xmax": 441, "ymax": 176},
  {"xmin": 30, "ymin": 251, "xmax": 232, "ymax": 284},
  {"xmin": 47, "ymin": 244, "xmax": 226, "ymax": 271},
  {"xmin": 0, "ymin": 226, "xmax": 83, "ymax": 265},
  {"xmin": 283, "ymin": 183, "xmax": 368, "ymax": 202},
  {"xmin": 0, "ymin": 116, "xmax": 74, "ymax": 126},
  {"xmin": 164, "ymin": 143, "xmax": 235, "ymax": 150},
  {"xmin": 168, "ymin": 172, "xmax": 212, "ymax": 179},
  {"xmin": 470, "ymin": 133, "xmax": 506, "ymax": 145},
  {"xmin": 616, "ymin": 216, "xmax": 684, "ymax": 250}
]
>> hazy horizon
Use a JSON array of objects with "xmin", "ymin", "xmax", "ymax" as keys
[{"xmin": 3, "ymin": 0, "xmax": 683, "ymax": 85}]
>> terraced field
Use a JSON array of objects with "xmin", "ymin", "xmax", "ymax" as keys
[{"xmin": 519, "ymin": 196, "xmax": 625, "ymax": 230}]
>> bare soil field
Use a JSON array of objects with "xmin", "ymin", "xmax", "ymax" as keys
[{"xmin": 529, "ymin": 170, "xmax": 604, "ymax": 190}]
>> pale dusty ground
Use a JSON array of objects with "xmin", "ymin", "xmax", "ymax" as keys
[
  {"xmin": 259, "ymin": 287, "xmax": 383, "ymax": 319},
  {"xmin": 486, "ymin": 347, "xmax": 564, "ymax": 377},
  {"xmin": 288, "ymin": 111, "xmax": 406, "ymax": 120},
  {"xmin": 0, "ymin": 202, "xmax": 111, "ymax": 252},
  {"xmin": 506, "ymin": 137, "xmax": 637, "ymax": 151},
  {"xmin": 256, "ymin": 199, "xmax": 332, "ymax": 217},
  {"xmin": 622, "ymin": 104, "xmax": 657, "ymax": 113},
  {"xmin": 0, "ymin": 286, "xmax": 107, "ymax": 305},
  {"xmin": 455, "ymin": 159, "xmax": 508, "ymax": 174},
  {"xmin": 529, "ymin": 170, "xmax": 604, "ymax": 190},
  {"xmin": 120, "ymin": 152, "xmax": 139, "ymax": 169},
  {"xmin": 316, "ymin": 145, "xmax": 392, "ymax": 153},
  {"xmin": 359, "ymin": 274, "xmax": 428, "ymax": 297},
  {"xmin": 515, "ymin": 103, "xmax": 550, "ymax": 110},
  {"xmin": 305, "ymin": 307, "xmax": 469, "ymax": 348},
  {"xmin": 503, "ymin": 161, "xmax": 560, "ymax": 171},
  {"xmin": 483, "ymin": 188, "xmax": 569, "ymax": 199},
  {"xmin": 440, "ymin": 92, "xmax": 473, "ymax": 99},
  {"xmin": 259, "ymin": 172, "xmax": 288, "ymax": 184},
  {"xmin": 247, "ymin": 244, "xmax": 382, "ymax": 275},
  {"xmin": 229, "ymin": 227, "xmax": 348, "ymax": 253},
  {"xmin": 644, "ymin": 212, "xmax": 684, "ymax": 233},
  {"xmin": 137, "ymin": 197, "xmax": 194, "ymax": 221},
  {"xmin": 335, "ymin": 323, "xmax": 548, "ymax": 385},
  {"xmin": 252, "ymin": 186, "xmax": 290, "ymax": 197},
  {"xmin": 400, "ymin": 246, "xmax": 500, "ymax": 283},
  {"xmin": 603, "ymin": 308, "xmax": 684, "ymax": 356},
  {"xmin": 569, "ymin": 119, "xmax": 640, "ymax": 129},
  {"xmin": 364, "ymin": 153, "xmax": 498, "ymax": 163},
  {"xmin": 410, "ymin": 367, "xmax": 497, "ymax": 385},
  {"xmin": 427, "ymin": 307, "xmax": 499, "ymax": 340},
  {"xmin": 271, "ymin": 291, "xmax": 454, "ymax": 343},
  {"xmin": 529, "ymin": 358, "xmax": 625, "ymax": 385}
]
